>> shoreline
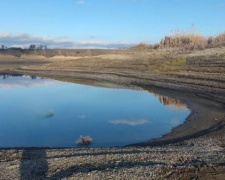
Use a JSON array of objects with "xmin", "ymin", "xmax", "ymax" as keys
[
  {"xmin": 0, "ymin": 72, "xmax": 224, "ymax": 148},
  {"xmin": 0, "ymin": 48, "xmax": 225, "ymax": 179},
  {"xmin": 1, "ymin": 128, "xmax": 225, "ymax": 179}
]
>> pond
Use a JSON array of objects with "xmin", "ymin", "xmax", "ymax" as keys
[{"xmin": 0, "ymin": 75, "xmax": 190, "ymax": 147}]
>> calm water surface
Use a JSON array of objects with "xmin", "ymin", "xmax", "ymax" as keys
[{"xmin": 0, "ymin": 75, "xmax": 190, "ymax": 147}]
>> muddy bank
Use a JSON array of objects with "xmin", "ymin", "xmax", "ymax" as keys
[{"xmin": 132, "ymin": 87, "xmax": 225, "ymax": 146}]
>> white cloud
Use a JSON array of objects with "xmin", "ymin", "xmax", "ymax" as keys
[
  {"xmin": 76, "ymin": 0, "xmax": 85, "ymax": 4},
  {"xmin": 109, "ymin": 119, "xmax": 148, "ymax": 126},
  {"xmin": 215, "ymin": 3, "xmax": 225, "ymax": 7},
  {"xmin": 0, "ymin": 32, "xmax": 74, "ymax": 48},
  {"xmin": 75, "ymin": 40, "xmax": 135, "ymax": 49},
  {"xmin": 117, "ymin": 0, "xmax": 145, "ymax": 2},
  {"xmin": 0, "ymin": 32, "xmax": 135, "ymax": 49}
]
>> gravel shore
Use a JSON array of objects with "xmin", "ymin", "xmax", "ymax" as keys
[{"xmin": 0, "ymin": 125, "xmax": 225, "ymax": 180}]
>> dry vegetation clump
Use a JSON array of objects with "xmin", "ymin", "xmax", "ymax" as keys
[
  {"xmin": 158, "ymin": 29, "xmax": 207, "ymax": 51},
  {"xmin": 76, "ymin": 135, "xmax": 92, "ymax": 146},
  {"xmin": 132, "ymin": 27, "xmax": 225, "ymax": 52},
  {"xmin": 208, "ymin": 32, "xmax": 225, "ymax": 47},
  {"xmin": 132, "ymin": 43, "xmax": 155, "ymax": 50}
]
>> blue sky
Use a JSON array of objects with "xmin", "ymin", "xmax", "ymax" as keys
[{"xmin": 0, "ymin": 0, "xmax": 225, "ymax": 48}]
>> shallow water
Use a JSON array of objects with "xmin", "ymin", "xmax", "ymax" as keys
[{"xmin": 0, "ymin": 75, "xmax": 190, "ymax": 147}]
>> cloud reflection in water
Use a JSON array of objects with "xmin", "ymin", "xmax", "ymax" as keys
[
  {"xmin": 0, "ymin": 75, "xmax": 59, "ymax": 89},
  {"xmin": 109, "ymin": 119, "xmax": 148, "ymax": 126}
]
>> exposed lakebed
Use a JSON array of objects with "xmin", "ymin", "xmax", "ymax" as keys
[{"xmin": 0, "ymin": 75, "xmax": 190, "ymax": 147}]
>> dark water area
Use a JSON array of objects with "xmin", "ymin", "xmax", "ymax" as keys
[{"xmin": 0, "ymin": 75, "xmax": 190, "ymax": 147}]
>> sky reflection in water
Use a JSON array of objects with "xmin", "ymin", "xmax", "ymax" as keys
[{"xmin": 0, "ymin": 75, "xmax": 190, "ymax": 147}]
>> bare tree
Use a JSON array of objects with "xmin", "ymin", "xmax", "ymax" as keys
[
  {"xmin": 43, "ymin": 45, "xmax": 48, "ymax": 49},
  {"xmin": 29, "ymin": 44, "xmax": 36, "ymax": 50},
  {"xmin": 37, "ymin": 45, "xmax": 43, "ymax": 50}
]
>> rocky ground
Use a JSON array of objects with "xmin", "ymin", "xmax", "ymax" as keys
[
  {"xmin": 0, "ymin": 47, "xmax": 225, "ymax": 179},
  {"xmin": 0, "ymin": 126, "xmax": 225, "ymax": 180}
]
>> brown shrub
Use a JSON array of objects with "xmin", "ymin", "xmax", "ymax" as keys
[
  {"xmin": 158, "ymin": 30, "xmax": 207, "ymax": 50},
  {"xmin": 207, "ymin": 32, "xmax": 225, "ymax": 47},
  {"xmin": 133, "ymin": 43, "xmax": 153, "ymax": 49},
  {"xmin": 132, "ymin": 28, "xmax": 225, "ymax": 52}
]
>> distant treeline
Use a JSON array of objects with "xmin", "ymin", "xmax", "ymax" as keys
[{"xmin": 0, "ymin": 44, "xmax": 48, "ymax": 50}]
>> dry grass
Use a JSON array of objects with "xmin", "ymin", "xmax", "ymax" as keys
[
  {"xmin": 133, "ymin": 28, "xmax": 225, "ymax": 51},
  {"xmin": 132, "ymin": 43, "xmax": 154, "ymax": 49},
  {"xmin": 158, "ymin": 29, "xmax": 207, "ymax": 50},
  {"xmin": 208, "ymin": 32, "xmax": 225, "ymax": 47}
]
